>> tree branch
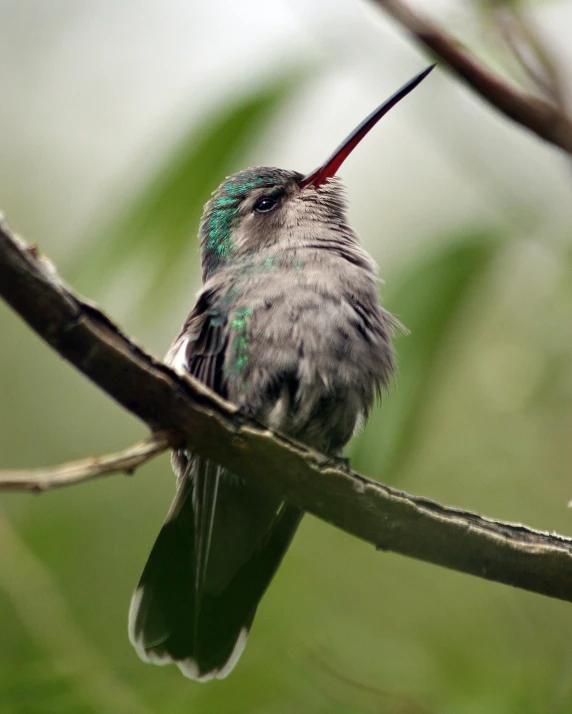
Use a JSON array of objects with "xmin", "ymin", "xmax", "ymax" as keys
[
  {"xmin": 0, "ymin": 433, "xmax": 170, "ymax": 492},
  {"xmin": 1, "ymin": 216, "xmax": 572, "ymax": 603},
  {"xmin": 371, "ymin": 0, "xmax": 572, "ymax": 155}
]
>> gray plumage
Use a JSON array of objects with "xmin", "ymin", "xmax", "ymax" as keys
[{"xmin": 128, "ymin": 168, "xmax": 399, "ymax": 680}]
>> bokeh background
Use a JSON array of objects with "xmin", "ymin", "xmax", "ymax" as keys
[{"xmin": 1, "ymin": 1, "xmax": 572, "ymax": 712}]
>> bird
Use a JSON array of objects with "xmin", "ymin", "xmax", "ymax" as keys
[{"xmin": 128, "ymin": 64, "xmax": 435, "ymax": 681}]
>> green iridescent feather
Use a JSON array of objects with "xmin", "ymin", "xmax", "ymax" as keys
[
  {"xmin": 201, "ymin": 169, "xmax": 281, "ymax": 277},
  {"xmin": 228, "ymin": 306, "xmax": 253, "ymax": 388}
]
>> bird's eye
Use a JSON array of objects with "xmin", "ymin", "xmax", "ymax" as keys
[{"xmin": 253, "ymin": 196, "xmax": 279, "ymax": 214}]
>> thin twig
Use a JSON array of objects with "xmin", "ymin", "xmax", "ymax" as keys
[
  {"xmin": 504, "ymin": 7, "xmax": 567, "ymax": 111},
  {"xmin": 2, "ymin": 216, "xmax": 572, "ymax": 604},
  {"xmin": 495, "ymin": 9, "xmax": 554, "ymax": 98},
  {"xmin": 0, "ymin": 432, "xmax": 171, "ymax": 492},
  {"xmin": 371, "ymin": 0, "xmax": 572, "ymax": 154}
]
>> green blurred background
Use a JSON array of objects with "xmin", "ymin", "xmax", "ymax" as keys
[{"xmin": 1, "ymin": 1, "xmax": 572, "ymax": 712}]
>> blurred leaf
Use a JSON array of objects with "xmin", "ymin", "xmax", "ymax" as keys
[
  {"xmin": 0, "ymin": 663, "xmax": 96, "ymax": 714},
  {"xmin": 72, "ymin": 74, "xmax": 304, "ymax": 308},
  {"xmin": 351, "ymin": 233, "xmax": 499, "ymax": 482},
  {"xmin": 477, "ymin": 0, "xmax": 558, "ymax": 11}
]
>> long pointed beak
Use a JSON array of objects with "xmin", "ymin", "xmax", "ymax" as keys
[{"xmin": 300, "ymin": 64, "xmax": 436, "ymax": 189}]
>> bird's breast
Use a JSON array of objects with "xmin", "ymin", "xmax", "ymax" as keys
[{"xmin": 219, "ymin": 251, "xmax": 394, "ymax": 453}]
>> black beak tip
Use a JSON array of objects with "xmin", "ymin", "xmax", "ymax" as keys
[{"xmin": 300, "ymin": 63, "xmax": 437, "ymax": 189}]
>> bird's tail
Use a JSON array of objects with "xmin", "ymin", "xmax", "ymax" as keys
[{"xmin": 128, "ymin": 465, "xmax": 301, "ymax": 681}]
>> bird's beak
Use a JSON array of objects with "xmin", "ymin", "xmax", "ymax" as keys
[{"xmin": 300, "ymin": 64, "xmax": 436, "ymax": 190}]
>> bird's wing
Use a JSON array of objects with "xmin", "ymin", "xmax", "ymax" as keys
[
  {"xmin": 129, "ymin": 287, "xmax": 301, "ymax": 681},
  {"xmin": 166, "ymin": 287, "xmax": 228, "ymax": 396},
  {"xmin": 167, "ymin": 290, "xmax": 229, "ymax": 619}
]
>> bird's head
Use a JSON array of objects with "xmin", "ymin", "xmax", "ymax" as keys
[{"xmin": 199, "ymin": 64, "xmax": 435, "ymax": 279}]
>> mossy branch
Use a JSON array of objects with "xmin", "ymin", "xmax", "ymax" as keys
[{"xmin": 1, "ymin": 216, "xmax": 572, "ymax": 603}]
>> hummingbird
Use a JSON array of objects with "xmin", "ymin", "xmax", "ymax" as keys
[{"xmin": 128, "ymin": 64, "xmax": 435, "ymax": 681}]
